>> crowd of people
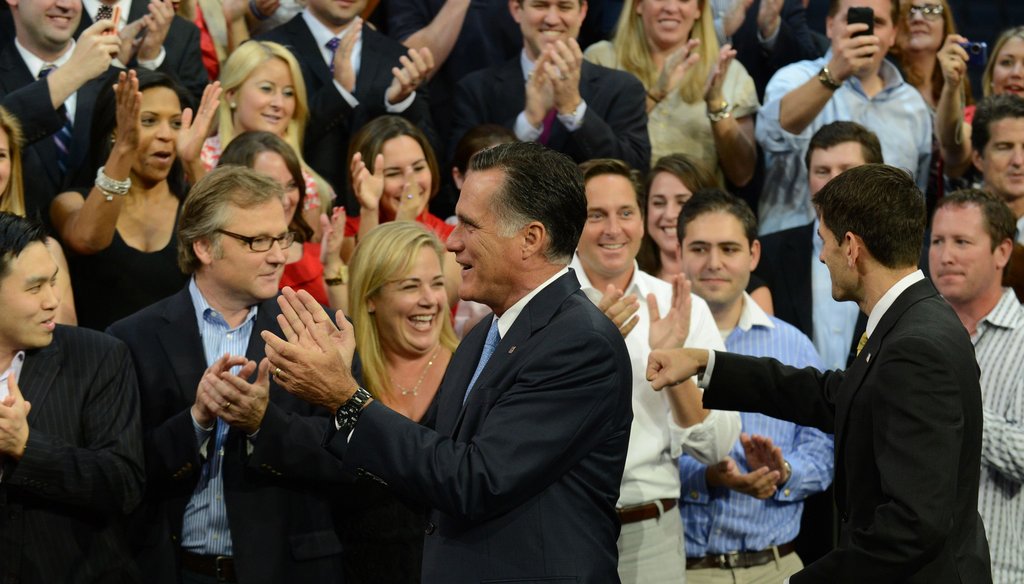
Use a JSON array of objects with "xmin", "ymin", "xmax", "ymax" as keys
[{"xmin": 0, "ymin": 0, "xmax": 1022, "ymax": 581}]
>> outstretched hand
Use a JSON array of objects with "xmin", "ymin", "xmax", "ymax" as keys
[{"xmin": 262, "ymin": 287, "xmax": 359, "ymax": 411}]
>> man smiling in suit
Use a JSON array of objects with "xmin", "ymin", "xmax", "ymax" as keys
[
  {"xmin": 265, "ymin": 142, "xmax": 633, "ymax": 583},
  {"xmin": 0, "ymin": 212, "xmax": 143, "ymax": 584},
  {"xmin": 647, "ymin": 164, "xmax": 992, "ymax": 582},
  {"xmin": 449, "ymin": 0, "xmax": 650, "ymax": 170},
  {"xmin": 0, "ymin": 0, "xmax": 120, "ymax": 224}
]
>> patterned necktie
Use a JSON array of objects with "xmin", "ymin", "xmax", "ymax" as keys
[
  {"xmin": 856, "ymin": 332, "xmax": 869, "ymax": 356},
  {"xmin": 325, "ymin": 37, "xmax": 341, "ymax": 73},
  {"xmin": 96, "ymin": 4, "xmax": 114, "ymax": 21},
  {"xmin": 38, "ymin": 65, "xmax": 73, "ymax": 175},
  {"xmin": 537, "ymin": 108, "xmax": 557, "ymax": 145},
  {"xmin": 464, "ymin": 319, "xmax": 500, "ymax": 404}
]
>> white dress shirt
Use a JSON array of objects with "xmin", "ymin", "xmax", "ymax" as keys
[{"xmin": 570, "ymin": 257, "xmax": 741, "ymax": 506}]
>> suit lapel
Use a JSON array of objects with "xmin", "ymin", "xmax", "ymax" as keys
[
  {"xmin": 20, "ymin": 340, "xmax": 62, "ymax": 422},
  {"xmin": 156, "ymin": 289, "xmax": 208, "ymax": 407},
  {"xmin": 494, "ymin": 58, "xmax": 526, "ymax": 126},
  {"xmin": 286, "ymin": 16, "xmax": 333, "ymax": 89},
  {"xmin": 450, "ymin": 272, "xmax": 580, "ymax": 437},
  {"xmin": 833, "ymin": 279, "xmax": 936, "ymax": 464},
  {"xmin": 354, "ymin": 30, "xmax": 386, "ymax": 104},
  {"xmin": 435, "ymin": 319, "xmax": 489, "ymax": 436}
]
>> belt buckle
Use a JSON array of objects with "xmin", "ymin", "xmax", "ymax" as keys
[
  {"xmin": 215, "ymin": 556, "xmax": 230, "ymax": 582},
  {"xmin": 719, "ymin": 550, "xmax": 741, "ymax": 569}
]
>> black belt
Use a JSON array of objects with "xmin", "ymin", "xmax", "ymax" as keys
[
  {"xmin": 180, "ymin": 550, "xmax": 237, "ymax": 582},
  {"xmin": 686, "ymin": 542, "xmax": 797, "ymax": 570},
  {"xmin": 616, "ymin": 498, "xmax": 678, "ymax": 524}
]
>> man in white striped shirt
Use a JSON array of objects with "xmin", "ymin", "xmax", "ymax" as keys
[{"xmin": 929, "ymin": 188, "xmax": 1024, "ymax": 583}]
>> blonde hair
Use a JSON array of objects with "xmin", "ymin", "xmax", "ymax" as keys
[
  {"xmin": 610, "ymin": 0, "xmax": 718, "ymax": 103},
  {"xmin": 0, "ymin": 108, "xmax": 26, "ymax": 217},
  {"xmin": 348, "ymin": 222, "xmax": 458, "ymax": 399},
  {"xmin": 984, "ymin": 26, "xmax": 1024, "ymax": 98},
  {"xmin": 218, "ymin": 42, "xmax": 333, "ymax": 211}
]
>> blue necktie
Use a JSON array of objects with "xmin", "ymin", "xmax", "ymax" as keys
[
  {"xmin": 464, "ymin": 319, "xmax": 500, "ymax": 404},
  {"xmin": 326, "ymin": 37, "xmax": 341, "ymax": 73},
  {"xmin": 38, "ymin": 65, "xmax": 73, "ymax": 174}
]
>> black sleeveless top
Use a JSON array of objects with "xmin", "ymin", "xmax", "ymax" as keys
[{"xmin": 70, "ymin": 202, "xmax": 187, "ymax": 330}]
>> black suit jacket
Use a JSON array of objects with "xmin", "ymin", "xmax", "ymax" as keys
[
  {"xmin": 326, "ymin": 271, "xmax": 633, "ymax": 583},
  {"xmin": 451, "ymin": 57, "xmax": 651, "ymax": 170},
  {"xmin": 107, "ymin": 288, "xmax": 348, "ymax": 584},
  {"xmin": 0, "ymin": 41, "xmax": 113, "ymax": 226},
  {"xmin": 259, "ymin": 16, "xmax": 438, "ymax": 208},
  {"xmin": 76, "ymin": 3, "xmax": 209, "ymax": 105},
  {"xmin": 0, "ymin": 326, "xmax": 144, "ymax": 584},
  {"xmin": 756, "ymin": 222, "xmax": 866, "ymax": 367},
  {"xmin": 705, "ymin": 278, "xmax": 991, "ymax": 582}
]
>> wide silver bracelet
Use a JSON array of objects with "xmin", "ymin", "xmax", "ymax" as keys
[{"xmin": 95, "ymin": 166, "xmax": 131, "ymax": 201}]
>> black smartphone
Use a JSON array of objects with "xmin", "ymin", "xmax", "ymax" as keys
[
  {"xmin": 847, "ymin": 6, "xmax": 874, "ymax": 38},
  {"xmin": 960, "ymin": 41, "xmax": 988, "ymax": 68}
]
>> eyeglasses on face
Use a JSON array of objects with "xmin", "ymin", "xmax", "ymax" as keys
[
  {"xmin": 216, "ymin": 229, "xmax": 296, "ymax": 251},
  {"xmin": 908, "ymin": 4, "xmax": 943, "ymax": 19}
]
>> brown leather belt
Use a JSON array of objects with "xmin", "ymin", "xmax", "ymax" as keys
[
  {"xmin": 179, "ymin": 550, "xmax": 237, "ymax": 582},
  {"xmin": 616, "ymin": 498, "xmax": 678, "ymax": 524},
  {"xmin": 686, "ymin": 542, "xmax": 797, "ymax": 570}
]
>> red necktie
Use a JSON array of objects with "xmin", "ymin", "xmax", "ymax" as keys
[{"xmin": 538, "ymin": 109, "xmax": 557, "ymax": 145}]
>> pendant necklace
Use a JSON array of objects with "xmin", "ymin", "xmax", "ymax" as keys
[{"xmin": 393, "ymin": 346, "xmax": 441, "ymax": 397}]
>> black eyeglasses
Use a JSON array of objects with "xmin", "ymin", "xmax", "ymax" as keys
[
  {"xmin": 908, "ymin": 4, "xmax": 943, "ymax": 19},
  {"xmin": 217, "ymin": 229, "xmax": 296, "ymax": 251}
]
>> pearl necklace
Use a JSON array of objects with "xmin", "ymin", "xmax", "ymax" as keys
[{"xmin": 392, "ymin": 346, "xmax": 441, "ymax": 397}]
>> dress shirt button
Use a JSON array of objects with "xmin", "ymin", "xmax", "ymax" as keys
[
  {"xmin": 840, "ymin": 512, "xmax": 849, "ymax": 523},
  {"xmin": 783, "ymin": 488, "xmax": 791, "ymax": 497},
  {"xmin": 690, "ymin": 490, "xmax": 699, "ymax": 500},
  {"xmin": 425, "ymin": 522, "xmax": 436, "ymax": 535}
]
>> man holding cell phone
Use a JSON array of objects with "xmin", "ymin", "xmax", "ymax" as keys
[{"xmin": 754, "ymin": 0, "xmax": 933, "ymax": 236}]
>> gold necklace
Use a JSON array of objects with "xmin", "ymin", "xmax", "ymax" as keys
[{"xmin": 392, "ymin": 346, "xmax": 441, "ymax": 397}]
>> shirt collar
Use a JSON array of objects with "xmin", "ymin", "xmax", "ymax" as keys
[
  {"xmin": 496, "ymin": 266, "xmax": 569, "ymax": 338},
  {"xmin": 188, "ymin": 277, "xmax": 259, "ymax": 331},
  {"xmin": 979, "ymin": 287, "xmax": 1024, "ymax": 332},
  {"xmin": 569, "ymin": 253, "xmax": 645, "ymax": 302},
  {"xmin": 520, "ymin": 49, "xmax": 535, "ymax": 81},
  {"xmin": 14, "ymin": 37, "xmax": 76, "ymax": 78},
  {"xmin": 735, "ymin": 291, "xmax": 775, "ymax": 332},
  {"xmin": 302, "ymin": 9, "xmax": 356, "ymax": 53},
  {"xmin": 866, "ymin": 270, "xmax": 925, "ymax": 337}
]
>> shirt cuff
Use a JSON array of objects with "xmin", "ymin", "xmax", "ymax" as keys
[
  {"xmin": 556, "ymin": 100, "xmax": 587, "ymax": 132},
  {"xmin": 385, "ymin": 91, "xmax": 416, "ymax": 113},
  {"xmin": 699, "ymin": 349, "xmax": 717, "ymax": 388},
  {"xmin": 333, "ymin": 80, "xmax": 360, "ymax": 108},
  {"xmin": 137, "ymin": 47, "xmax": 167, "ymax": 70},
  {"xmin": 514, "ymin": 111, "xmax": 543, "ymax": 142},
  {"xmin": 190, "ymin": 410, "xmax": 214, "ymax": 452}
]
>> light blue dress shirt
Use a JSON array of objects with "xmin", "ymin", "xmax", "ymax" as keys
[
  {"xmin": 179, "ymin": 279, "xmax": 259, "ymax": 555},
  {"xmin": 680, "ymin": 294, "xmax": 834, "ymax": 556}
]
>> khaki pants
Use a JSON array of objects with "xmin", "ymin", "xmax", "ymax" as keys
[
  {"xmin": 617, "ymin": 506, "xmax": 687, "ymax": 583},
  {"xmin": 686, "ymin": 550, "xmax": 804, "ymax": 584}
]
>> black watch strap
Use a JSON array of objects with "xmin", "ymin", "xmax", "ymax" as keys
[{"xmin": 335, "ymin": 387, "xmax": 372, "ymax": 432}]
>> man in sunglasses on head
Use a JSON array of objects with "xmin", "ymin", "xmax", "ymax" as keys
[{"xmin": 108, "ymin": 165, "xmax": 349, "ymax": 584}]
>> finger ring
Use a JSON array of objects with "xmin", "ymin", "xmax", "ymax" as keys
[
  {"xmin": 274, "ymin": 367, "xmax": 282, "ymax": 377},
  {"xmin": 560, "ymin": 74, "xmax": 568, "ymax": 81},
  {"xmin": 223, "ymin": 401, "xmax": 231, "ymax": 409}
]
